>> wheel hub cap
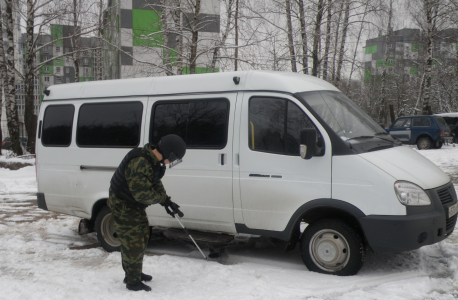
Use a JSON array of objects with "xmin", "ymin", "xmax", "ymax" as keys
[{"xmin": 309, "ymin": 229, "xmax": 350, "ymax": 272}]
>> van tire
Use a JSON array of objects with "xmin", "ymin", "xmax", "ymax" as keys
[
  {"xmin": 417, "ymin": 137, "xmax": 432, "ymax": 150},
  {"xmin": 300, "ymin": 218, "xmax": 365, "ymax": 276},
  {"xmin": 95, "ymin": 206, "xmax": 121, "ymax": 252}
]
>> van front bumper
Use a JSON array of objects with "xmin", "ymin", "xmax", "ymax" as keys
[{"xmin": 358, "ymin": 182, "xmax": 457, "ymax": 253}]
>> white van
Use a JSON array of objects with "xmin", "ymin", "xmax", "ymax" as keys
[{"xmin": 36, "ymin": 71, "xmax": 457, "ymax": 276}]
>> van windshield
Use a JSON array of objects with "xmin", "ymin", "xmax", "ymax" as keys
[
  {"xmin": 299, "ymin": 91, "xmax": 385, "ymax": 140},
  {"xmin": 297, "ymin": 91, "xmax": 400, "ymax": 153}
]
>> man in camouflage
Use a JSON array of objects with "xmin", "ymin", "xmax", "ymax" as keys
[{"xmin": 108, "ymin": 134, "xmax": 186, "ymax": 292}]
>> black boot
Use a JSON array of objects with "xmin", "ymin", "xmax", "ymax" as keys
[
  {"xmin": 141, "ymin": 273, "xmax": 153, "ymax": 282},
  {"xmin": 126, "ymin": 282, "xmax": 152, "ymax": 292}
]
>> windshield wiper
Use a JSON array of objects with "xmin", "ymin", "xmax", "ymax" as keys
[{"xmin": 345, "ymin": 136, "xmax": 374, "ymax": 142}]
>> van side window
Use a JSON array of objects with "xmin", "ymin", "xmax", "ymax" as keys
[
  {"xmin": 249, "ymin": 97, "xmax": 318, "ymax": 155},
  {"xmin": 151, "ymin": 99, "xmax": 229, "ymax": 149},
  {"xmin": 42, "ymin": 105, "xmax": 75, "ymax": 147},
  {"xmin": 412, "ymin": 118, "xmax": 431, "ymax": 127},
  {"xmin": 77, "ymin": 102, "xmax": 143, "ymax": 147}
]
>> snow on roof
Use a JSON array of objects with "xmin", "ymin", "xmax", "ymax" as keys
[
  {"xmin": 43, "ymin": 71, "xmax": 340, "ymax": 101},
  {"xmin": 434, "ymin": 112, "xmax": 458, "ymax": 117}
]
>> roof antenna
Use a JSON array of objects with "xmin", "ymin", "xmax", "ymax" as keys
[
  {"xmin": 233, "ymin": 76, "xmax": 240, "ymax": 85},
  {"xmin": 43, "ymin": 88, "xmax": 50, "ymax": 96}
]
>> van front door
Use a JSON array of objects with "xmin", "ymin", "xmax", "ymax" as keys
[{"xmin": 234, "ymin": 93, "xmax": 332, "ymax": 232}]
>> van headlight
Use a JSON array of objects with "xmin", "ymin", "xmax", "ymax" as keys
[{"xmin": 394, "ymin": 181, "xmax": 431, "ymax": 206}]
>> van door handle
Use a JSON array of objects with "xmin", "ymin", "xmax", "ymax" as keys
[
  {"xmin": 220, "ymin": 154, "xmax": 225, "ymax": 165},
  {"xmin": 249, "ymin": 174, "xmax": 270, "ymax": 178}
]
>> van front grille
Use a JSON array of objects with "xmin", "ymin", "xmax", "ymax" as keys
[
  {"xmin": 446, "ymin": 214, "xmax": 457, "ymax": 233},
  {"xmin": 438, "ymin": 186, "xmax": 454, "ymax": 205}
]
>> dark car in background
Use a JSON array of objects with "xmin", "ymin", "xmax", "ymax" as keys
[
  {"xmin": 435, "ymin": 113, "xmax": 458, "ymax": 143},
  {"xmin": 2, "ymin": 137, "xmax": 28, "ymax": 150},
  {"xmin": 387, "ymin": 115, "xmax": 453, "ymax": 149}
]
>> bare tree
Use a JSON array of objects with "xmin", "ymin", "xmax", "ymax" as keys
[
  {"xmin": 335, "ymin": 0, "xmax": 350, "ymax": 86},
  {"xmin": 3, "ymin": 0, "xmax": 22, "ymax": 155},
  {"xmin": 211, "ymin": 0, "xmax": 235, "ymax": 72},
  {"xmin": 311, "ymin": 0, "xmax": 324, "ymax": 77},
  {"xmin": 297, "ymin": 0, "xmax": 308, "ymax": 74},
  {"xmin": 285, "ymin": 0, "xmax": 297, "ymax": 72},
  {"xmin": 322, "ymin": 0, "xmax": 332, "ymax": 80}
]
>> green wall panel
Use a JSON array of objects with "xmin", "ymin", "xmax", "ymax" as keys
[
  {"xmin": 365, "ymin": 45, "xmax": 377, "ymax": 54},
  {"xmin": 51, "ymin": 25, "xmax": 63, "ymax": 46},
  {"xmin": 132, "ymin": 9, "xmax": 162, "ymax": 47}
]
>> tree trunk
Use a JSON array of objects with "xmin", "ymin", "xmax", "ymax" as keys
[
  {"xmin": 161, "ymin": 0, "xmax": 173, "ymax": 75},
  {"xmin": 312, "ymin": 0, "xmax": 324, "ymax": 77},
  {"xmin": 172, "ymin": 0, "xmax": 183, "ymax": 75},
  {"xmin": 285, "ymin": 0, "xmax": 297, "ymax": 72},
  {"xmin": 97, "ymin": 0, "xmax": 104, "ymax": 81},
  {"xmin": 0, "ymin": 2, "xmax": 6, "ymax": 156},
  {"xmin": 422, "ymin": 0, "xmax": 434, "ymax": 115},
  {"xmin": 322, "ymin": 0, "xmax": 332, "ymax": 80},
  {"xmin": 73, "ymin": 0, "xmax": 80, "ymax": 82},
  {"xmin": 211, "ymin": 0, "xmax": 234, "ymax": 72},
  {"xmin": 335, "ymin": 0, "xmax": 350, "ymax": 86},
  {"xmin": 189, "ymin": 0, "xmax": 201, "ymax": 74},
  {"xmin": 297, "ymin": 0, "xmax": 308, "ymax": 74},
  {"xmin": 234, "ymin": 0, "xmax": 239, "ymax": 71},
  {"xmin": 378, "ymin": 0, "xmax": 393, "ymax": 124},
  {"xmin": 24, "ymin": 0, "xmax": 36, "ymax": 154},
  {"xmin": 4, "ymin": 0, "xmax": 22, "ymax": 155},
  {"xmin": 331, "ymin": 0, "xmax": 344, "ymax": 83}
]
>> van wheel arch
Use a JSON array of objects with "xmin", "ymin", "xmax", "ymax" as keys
[
  {"xmin": 91, "ymin": 199, "xmax": 108, "ymax": 222},
  {"xmin": 286, "ymin": 200, "xmax": 367, "ymax": 251}
]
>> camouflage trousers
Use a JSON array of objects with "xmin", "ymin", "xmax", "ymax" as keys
[{"xmin": 108, "ymin": 189, "xmax": 150, "ymax": 285}]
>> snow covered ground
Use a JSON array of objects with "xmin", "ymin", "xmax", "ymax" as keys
[{"xmin": 1, "ymin": 146, "xmax": 458, "ymax": 299}]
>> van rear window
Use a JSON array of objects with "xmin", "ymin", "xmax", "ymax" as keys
[
  {"xmin": 151, "ymin": 99, "xmax": 229, "ymax": 149},
  {"xmin": 42, "ymin": 105, "xmax": 75, "ymax": 147},
  {"xmin": 76, "ymin": 102, "xmax": 143, "ymax": 147}
]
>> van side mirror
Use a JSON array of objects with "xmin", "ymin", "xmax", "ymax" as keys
[{"xmin": 300, "ymin": 129, "xmax": 317, "ymax": 160}]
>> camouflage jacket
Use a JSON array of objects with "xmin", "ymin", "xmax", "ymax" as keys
[{"xmin": 114, "ymin": 143, "xmax": 169, "ymax": 207}]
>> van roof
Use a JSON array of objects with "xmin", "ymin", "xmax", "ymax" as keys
[{"xmin": 42, "ymin": 70, "xmax": 340, "ymax": 101}]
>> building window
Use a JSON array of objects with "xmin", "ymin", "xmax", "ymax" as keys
[
  {"xmin": 66, "ymin": 78, "xmax": 70, "ymax": 83},
  {"xmin": 56, "ymin": 67, "xmax": 61, "ymax": 73},
  {"xmin": 44, "ymin": 67, "xmax": 49, "ymax": 73},
  {"xmin": 84, "ymin": 58, "xmax": 89, "ymax": 65},
  {"xmin": 66, "ymin": 67, "xmax": 69, "ymax": 74},
  {"xmin": 44, "ymin": 77, "xmax": 49, "ymax": 82},
  {"xmin": 56, "ymin": 57, "xmax": 61, "ymax": 63},
  {"xmin": 56, "ymin": 77, "xmax": 61, "ymax": 83},
  {"xmin": 43, "ymin": 46, "xmax": 49, "ymax": 53},
  {"xmin": 56, "ymin": 46, "xmax": 60, "ymax": 52},
  {"xmin": 66, "ymin": 56, "xmax": 70, "ymax": 62},
  {"xmin": 84, "ymin": 68, "xmax": 89, "ymax": 75}
]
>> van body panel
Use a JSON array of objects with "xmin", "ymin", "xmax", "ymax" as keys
[
  {"xmin": 332, "ymin": 155, "xmax": 406, "ymax": 216},
  {"xmin": 359, "ymin": 146, "xmax": 450, "ymax": 190},
  {"xmin": 236, "ymin": 92, "xmax": 332, "ymax": 231}
]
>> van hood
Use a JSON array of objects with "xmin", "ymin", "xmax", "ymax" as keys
[{"xmin": 359, "ymin": 146, "xmax": 450, "ymax": 190}]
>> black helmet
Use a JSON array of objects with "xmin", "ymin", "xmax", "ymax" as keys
[{"xmin": 157, "ymin": 134, "xmax": 186, "ymax": 168}]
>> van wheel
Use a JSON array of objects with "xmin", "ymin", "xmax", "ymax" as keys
[
  {"xmin": 417, "ymin": 137, "xmax": 432, "ymax": 150},
  {"xmin": 300, "ymin": 218, "xmax": 365, "ymax": 276},
  {"xmin": 95, "ymin": 206, "xmax": 121, "ymax": 252}
]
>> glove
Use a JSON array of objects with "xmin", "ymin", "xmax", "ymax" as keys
[{"xmin": 161, "ymin": 197, "xmax": 184, "ymax": 218}]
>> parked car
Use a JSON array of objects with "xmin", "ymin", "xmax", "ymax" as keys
[
  {"xmin": 387, "ymin": 115, "xmax": 453, "ymax": 149},
  {"xmin": 434, "ymin": 113, "xmax": 458, "ymax": 143},
  {"xmin": 1, "ymin": 137, "xmax": 28, "ymax": 149},
  {"xmin": 36, "ymin": 71, "xmax": 457, "ymax": 276}
]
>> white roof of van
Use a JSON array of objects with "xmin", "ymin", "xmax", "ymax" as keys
[{"xmin": 43, "ymin": 70, "xmax": 340, "ymax": 101}]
